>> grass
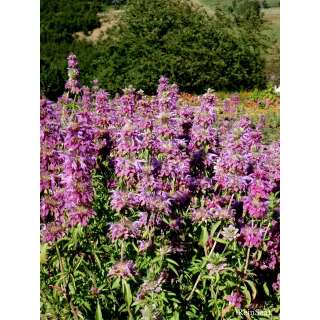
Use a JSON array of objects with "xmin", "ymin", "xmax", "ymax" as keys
[
  {"xmin": 262, "ymin": 7, "xmax": 280, "ymax": 40},
  {"xmin": 194, "ymin": 1, "xmax": 279, "ymax": 41},
  {"xmin": 262, "ymin": 7, "xmax": 280, "ymax": 84},
  {"xmin": 195, "ymin": 0, "xmax": 234, "ymax": 10},
  {"xmin": 74, "ymin": 8, "xmax": 123, "ymax": 42},
  {"xmin": 197, "ymin": 0, "xmax": 280, "ymax": 10}
]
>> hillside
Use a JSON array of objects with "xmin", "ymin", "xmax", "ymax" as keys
[
  {"xmin": 41, "ymin": 0, "xmax": 279, "ymax": 99},
  {"xmin": 195, "ymin": 0, "xmax": 280, "ymax": 85}
]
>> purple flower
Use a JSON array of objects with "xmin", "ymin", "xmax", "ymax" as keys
[
  {"xmin": 90, "ymin": 287, "xmax": 101, "ymax": 296},
  {"xmin": 240, "ymin": 225, "xmax": 264, "ymax": 248},
  {"xmin": 136, "ymin": 273, "xmax": 166, "ymax": 300},
  {"xmin": 108, "ymin": 261, "xmax": 137, "ymax": 278},
  {"xmin": 243, "ymin": 196, "xmax": 269, "ymax": 219},
  {"xmin": 230, "ymin": 94, "xmax": 240, "ymax": 107},
  {"xmin": 68, "ymin": 208, "xmax": 95, "ymax": 227},
  {"xmin": 138, "ymin": 240, "xmax": 152, "ymax": 252},
  {"xmin": 169, "ymin": 217, "xmax": 184, "ymax": 231},
  {"xmin": 41, "ymin": 223, "xmax": 65, "ymax": 243},
  {"xmin": 157, "ymin": 76, "xmax": 169, "ymax": 96},
  {"xmin": 109, "ymin": 219, "xmax": 138, "ymax": 241},
  {"xmin": 95, "ymin": 90, "xmax": 110, "ymax": 115},
  {"xmin": 192, "ymin": 208, "xmax": 212, "ymax": 223},
  {"xmin": 225, "ymin": 291, "xmax": 243, "ymax": 308},
  {"xmin": 272, "ymin": 273, "xmax": 280, "ymax": 292},
  {"xmin": 65, "ymin": 53, "xmax": 80, "ymax": 94},
  {"xmin": 207, "ymin": 263, "xmax": 226, "ymax": 275},
  {"xmin": 110, "ymin": 191, "xmax": 130, "ymax": 212},
  {"xmin": 67, "ymin": 53, "xmax": 79, "ymax": 69}
]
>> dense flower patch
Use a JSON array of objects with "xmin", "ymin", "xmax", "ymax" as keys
[{"xmin": 40, "ymin": 55, "xmax": 280, "ymax": 319}]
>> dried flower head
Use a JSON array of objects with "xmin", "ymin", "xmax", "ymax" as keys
[{"xmin": 221, "ymin": 225, "xmax": 239, "ymax": 241}]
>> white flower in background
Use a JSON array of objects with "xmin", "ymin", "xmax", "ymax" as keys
[{"xmin": 221, "ymin": 225, "xmax": 239, "ymax": 241}]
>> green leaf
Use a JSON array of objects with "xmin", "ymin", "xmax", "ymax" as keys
[
  {"xmin": 122, "ymin": 280, "xmax": 132, "ymax": 306},
  {"xmin": 170, "ymin": 311, "xmax": 179, "ymax": 320},
  {"xmin": 112, "ymin": 277, "xmax": 121, "ymax": 289},
  {"xmin": 263, "ymin": 282, "xmax": 270, "ymax": 296},
  {"xmin": 166, "ymin": 258, "xmax": 179, "ymax": 266},
  {"xmin": 40, "ymin": 244, "xmax": 48, "ymax": 264},
  {"xmin": 74, "ymin": 256, "xmax": 84, "ymax": 271},
  {"xmin": 242, "ymin": 285, "xmax": 251, "ymax": 306},
  {"xmin": 245, "ymin": 280, "xmax": 257, "ymax": 300},
  {"xmin": 95, "ymin": 302, "xmax": 103, "ymax": 320},
  {"xmin": 199, "ymin": 226, "xmax": 209, "ymax": 248},
  {"xmin": 167, "ymin": 263, "xmax": 179, "ymax": 276},
  {"xmin": 212, "ymin": 237, "xmax": 228, "ymax": 245},
  {"xmin": 210, "ymin": 221, "xmax": 221, "ymax": 237},
  {"xmin": 93, "ymin": 253, "xmax": 101, "ymax": 270}
]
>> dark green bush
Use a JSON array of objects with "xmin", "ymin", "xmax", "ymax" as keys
[
  {"xmin": 40, "ymin": 0, "xmax": 106, "ymax": 99},
  {"xmin": 94, "ymin": 0, "xmax": 267, "ymax": 95},
  {"xmin": 41, "ymin": 0, "xmax": 269, "ymax": 99}
]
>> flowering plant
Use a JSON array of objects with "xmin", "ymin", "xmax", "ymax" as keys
[{"xmin": 40, "ymin": 55, "xmax": 280, "ymax": 319}]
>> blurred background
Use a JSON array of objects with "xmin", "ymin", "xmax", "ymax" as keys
[{"xmin": 40, "ymin": 0, "xmax": 279, "ymax": 100}]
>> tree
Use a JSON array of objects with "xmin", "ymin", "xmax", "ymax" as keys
[{"xmin": 94, "ymin": 0, "xmax": 267, "ymax": 95}]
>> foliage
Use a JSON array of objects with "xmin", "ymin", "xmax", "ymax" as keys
[
  {"xmin": 197, "ymin": 0, "xmax": 280, "ymax": 10},
  {"xmin": 40, "ymin": 0, "xmax": 122, "ymax": 100},
  {"xmin": 40, "ymin": 56, "xmax": 280, "ymax": 319},
  {"xmin": 94, "ymin": 0, "xmax": 268, "ymax": 95},
  {"xmin": 250, "ymin": 84, "xmax": 279, "ymax": 105},
  {"xmin": 41, "ymin": 0, "xmax": 270, "ymax": 99},
  {"xmin": 198, "ymin": 0, "xmax": 280, "ymax": 87}
]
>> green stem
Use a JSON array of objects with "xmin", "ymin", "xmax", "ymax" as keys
[
  {"xmin": 120, "ymin": 240, "xmax": 125, "ymax": 261},
  {"xmin": 55, "ymin": 244, "xmax": 63, "ymax": 273},
  {"xmin": 187, "ymin": 231, "xmax": 221, "ymax": 301},
  {"xmin": 221, "ymin": 242, "xmax": 229, "ymax": 254},
  {"xmin": 55, "ymin": 244, "xmax": 79, "ymax": 320},
  {"xmin": 244, "ymin": 247, "xmax": 251, "ymax": 274}
]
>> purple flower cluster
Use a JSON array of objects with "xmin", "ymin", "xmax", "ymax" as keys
[
  {"xmin": 240, "ymin": 225, "xmax": 264, "ymax": 248},
  {"xmin": 108, "ymin": 260, "xmax": 137, "ymax": 278},
  {"xmin": 109, "ymin": 218, "xmax": 139, "ymax": 241},
  {"xmin": 40, "ymin": 54, "xmax": 106, "ymax": 242},
  {"xmin": 136, "ymin": 272, "xmax": 167, "ymax": 300},
  {"xmin": 41, "ymin": 56, "xmax": 280, "ymax": 301},
  {"xmin": 225, "ymin": 291, "xmax": 243, "ymax": 308},
  {"xmin": 62, "ymin": 111, "xmax": 98, "ymax": 227},
  {"xmin": 40, "ymin": 99, "xmax": 65, "ymax": 226},
  {"xmin": 65, "ymin": 53, "xmax": 80, "ymax": 94}
]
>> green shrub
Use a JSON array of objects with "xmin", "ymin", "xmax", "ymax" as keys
[
  {"xmin": 41, "ymin": 0, "xmax": 269, "ymax": 99},
  {"xmin": 40, "ymin": 0, "xmax": 107, "ymax": 99},
  {"xmin": 95, "ymin": 0, "xmax": 268, "ymax": 95}
]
